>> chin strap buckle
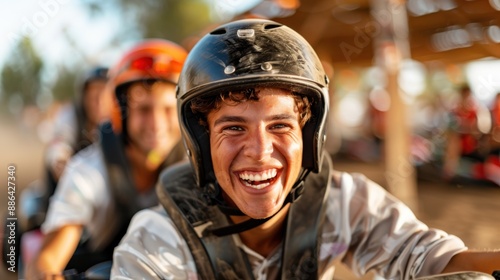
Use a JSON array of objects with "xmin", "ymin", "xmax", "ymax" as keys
[
  {"xmin": 288, "ymin": 180, "xmax": 305, "ymax": 203},
  {"xmin": 287, "ymin": 168, "xmax": 311, "ymax": 203}
]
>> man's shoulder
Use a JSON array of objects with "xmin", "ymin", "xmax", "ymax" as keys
[
  {"xmin": 65, "ymin": 143, "xmax": 105, "ymax": 174},
  {"xmin": 330, "ymin": 170, "xmax": 371, "ymax": 188},
  {"xmin": 55, "ymin": 143, "xmax": 110, "ymax": 198},
  {"xmin": 125, "ymin": 206, "xmax": 179, "ymax": 239},
  {"xmin": 328, "ymin": 170, "xmax": 387, "ymax": 200}
]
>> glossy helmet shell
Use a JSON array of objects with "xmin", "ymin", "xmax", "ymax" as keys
[
  {"xmin": 108, "ymin": 39, "xmax": 188, "ymax": 133},
  {"xmin": 176, "ymin": 19, "xmax": 330, "ymax": 187}
]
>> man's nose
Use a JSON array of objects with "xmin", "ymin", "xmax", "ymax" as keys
[
  {"xmin": 243, "ymin": 127, "xmax": 273, "ymax": 161},
  {"xmin": 150, "ymin": 107, "xmax": 176, "ymax": 130},
  {"xmin": 150, "ymin": 107, "xmax": 164, "ymax": 130}
]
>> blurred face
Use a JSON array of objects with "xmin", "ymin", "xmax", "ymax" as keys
[
  {"xmin": 207, "ymin": 88, "xmax": 303, "ymax": 219},
  {"xmin": 126, "ymin": 81, "xmax": 180, "ymax": 159},
  {"xmin": 83, "ymin": 80, "xmax": 108, "ymax": 126}
]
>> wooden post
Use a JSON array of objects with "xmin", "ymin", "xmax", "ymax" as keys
[{"xmin": 371, "ymin": 0, "xmax": 419, "ymax": 212}]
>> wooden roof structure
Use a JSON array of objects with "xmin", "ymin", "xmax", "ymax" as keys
[
  {"xmin": 253, "ymin": 0, "xmax": 500, "ymax": 68},
  {"xmin": 240, "ymin": 0, "xmax": 500, "ymax": 208}
]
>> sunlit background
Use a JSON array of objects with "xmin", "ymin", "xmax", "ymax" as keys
[
  {"xmin": 1, "ymin": 1, "xmax": 500, "ymax": 279},
  {"xmin": 0, "ymin": 0, "xmax": 256, "ymax": 116},
  {"xmin": 1, "ymin": 0, "xmax": 499, "ymax": 150},
  {"xmin": 0, "ymin": 0, "xmax": 500, "ymax": 142}
]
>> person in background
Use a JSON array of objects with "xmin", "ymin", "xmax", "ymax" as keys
[
  {"xmin": 484, "ymin": 92, "xmax": 500, "ymax": 185},
  {"xmin": 18, "ymin": 67, "xmax": 110, "ymax": 232},
  {"xmin": 442, "ymin": 85, "xmax": 486, "ymax": 182},
  {"xmin": 111, "ymin": 19, "xmax": 500, "ymax": 279},
  {"xmin": 26, "ymin": 39, "xmax": 188, "ymax": 279},
  {"xmin": 10, "ymin": 67, "xmax": 110, "ymax": 272},
  {"xmin": 47, "ymin": 67, "xmax": 110, "ymax": 182}
]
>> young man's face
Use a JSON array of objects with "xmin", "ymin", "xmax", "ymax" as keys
[
  {"xmin": 207, "ymin": 88, "xmax": 303, "ymax": 219},
  {"xmin": 126, "ymin": 81, "xmax": 180, "ymax": 160}
]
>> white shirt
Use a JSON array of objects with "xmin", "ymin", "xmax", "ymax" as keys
[
  {"xmin": 111, "ymin": 172, "xmax": 467, "ymax": 280},
  {"xmin": 42, "ymin": 143, "xmax": 158, "ymax": 251}
]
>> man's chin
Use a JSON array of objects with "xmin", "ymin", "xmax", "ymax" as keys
[
  {"xmin": 142, "ymin": 140, "xmax": 164, "ymax": 151},
  {"xmin": 240, "ymin": 204, "xmax": 282, "ymax": 220},
  {"xmin": 145, "ymin": 148, "xmax": 168, "ymax": 168}
]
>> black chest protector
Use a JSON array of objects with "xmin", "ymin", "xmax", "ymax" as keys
[
  {"xmin": 99, "ymin": 122, "xmax": 141, "ymax": 252},
  {"xmin": 157, "ymin": 153, "xmax": 332, "ymax": 279}
]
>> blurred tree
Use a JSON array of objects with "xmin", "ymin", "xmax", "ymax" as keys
[
  {"xmin": 51, "ymin": 66, "xmax": 78, "ymax": 102},
  {"xmin": 0, "ymin": 0, "xmax": 241, "ymax": 116},
  {"xmin": 0, "ymin": 37, "xmax": 44, "ymax": 113},
  {"xmin": 83, "ymin": 0, "xmax": 215, "ymax": 46}
]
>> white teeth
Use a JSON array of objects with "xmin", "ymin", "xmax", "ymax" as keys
[
  {"xmin": 243, "ymin": 181, "xmax": 270, "ymax": 189},
  {"xmin": 239, "ymin": 169, "xmax": 277, "ymax": 189}
]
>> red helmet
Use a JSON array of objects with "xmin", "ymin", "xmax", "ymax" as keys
[{"xmin": 109, "ymin": 39, "xmax": 188, "ymax": 133}]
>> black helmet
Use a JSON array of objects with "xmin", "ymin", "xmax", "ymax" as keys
[{"xmin": 177, "ymin": 19, "xmax": 330, "ymax": 188}]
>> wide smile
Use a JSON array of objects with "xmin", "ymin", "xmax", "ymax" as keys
[{"xmin": 238, "ymin": 169, "xmax": 279, "ymax": 190}]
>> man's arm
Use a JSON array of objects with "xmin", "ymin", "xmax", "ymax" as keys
[
  {"xmin": 26, "ymin": 224, "xmax": 82, "ymax": 280},
  {"xmin": 441, "ymin": 250, "xmax": 500, "ymax": 275}
]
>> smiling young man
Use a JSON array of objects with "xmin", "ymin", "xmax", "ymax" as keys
[{"xmin": 111, "ymin": 19, "xmax": 500, "ymax": 280}]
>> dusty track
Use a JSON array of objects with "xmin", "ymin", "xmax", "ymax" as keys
[{"xmin": 1, "ymin": 117, "xmax": 44, "ymax": 280}]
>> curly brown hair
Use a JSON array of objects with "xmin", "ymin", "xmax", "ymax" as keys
[{"xmin": 189, "ymin": 87, "xmax": 312, "ymax": 128}]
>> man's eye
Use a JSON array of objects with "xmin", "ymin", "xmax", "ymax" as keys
[
  {"xmin": 272, "ymin": 123, "xmax": 291, "ymax": 130},
  {"xmin": 224, "ymin": 126, "xmax": 242, "ymax": 131}
]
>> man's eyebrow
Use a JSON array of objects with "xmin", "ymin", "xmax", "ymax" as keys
[
  {"xmin": 213, "ymin": 113, "xmax": 297, "ymax": 126},
  {"xmin": 272, "ymin": 113, "xmax": 297, "ymax": 121},
  {"xmin": 213, "ymin": 116, "xmax": 245, "ymax": 126}
]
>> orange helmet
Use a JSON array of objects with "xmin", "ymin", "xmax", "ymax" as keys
[{"xmin": 108, "ymin": 39, "xmax": 188, "ymax": 133}]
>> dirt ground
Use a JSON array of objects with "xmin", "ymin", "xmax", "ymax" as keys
[
  {"xmin": 1, "ymin": 116, "xmax": 45, "ymax": 280},
  {"xmin": 1, "ymin": 116, "xmax": 499, "ymax": 279}
]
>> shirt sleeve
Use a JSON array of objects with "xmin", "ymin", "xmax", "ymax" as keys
[
  {"xmin": 337, "ymin": 173, "xmax": 467, "ymax": 279},
  {"xmin": 41, "ymin": 145, "xmax": 105, "ymax": 234},
  {"xmin": 111, "ymin": 206, "xmax": 199, "ymax": 280}
]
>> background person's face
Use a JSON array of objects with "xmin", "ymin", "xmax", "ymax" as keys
[
  {"xmin": 83, "ymin": 80, "xmax": 108, "ymax": 126},
  {"xmin": 126, "ymin": 81, "xmax": 180, "ymax": 159},
  {"xmin": 208, "ymin": 88, "xmax": 303, "ymax": 219}
]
